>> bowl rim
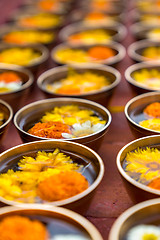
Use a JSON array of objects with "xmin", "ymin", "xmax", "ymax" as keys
[
  {"xmin": 116, "ymin": 134, "xmax": 160, "ymax": 197},
  {"xmin": 130, "ymin": 22, "xmax": 160, "ymax": 41},
  {"xmin": 0, "ymin": 204, "xmax": 103, "ymax": 240},
  {"xmin": 0, "ymin": 43, "xmax": 49, "ymax": 68},
  {"xmin": 13, "ymin": 97, "xmax": 112, "ymax": 142},
  {"xmin": 128, "ymin": 39, "xmax": 160, "ymax": 63},
  {"xmin": 125, "ymin": 61, "xmax": 160, "ymax": 91},
  {"xmin": 108, "ymin": 197, "xmax": 160, "ymax": 240},
  {"xmin": 51, "ymin": 41, "xmax": 126, "ymax": 65},
  {"xmin": 0, "ymin": 99, "xmax": 13, "ymax": 129},
  {"xmin": 0, "ymin": 63, "xmax": 34, "ymax": 95},
  {"xmin": 37, "ymin": 63, "xmax": 121, "ymax": 97},
  {"xmin": 58, "ymin": 22, "xmax": 127, "ymax": 43},
  {"xmin": 0, "ymin": 139, "xmax": 104, "ymax": 207},
  {"xmin": 125, "ymin": 91, "xmax": 160, "ymax": 134}
]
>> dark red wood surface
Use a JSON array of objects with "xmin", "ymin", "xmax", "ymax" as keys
[{"xmin": 0, "ymin": 1, "xmax": 140, "ymax": 239}]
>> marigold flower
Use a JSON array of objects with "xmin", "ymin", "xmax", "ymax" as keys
[{"xmin": 37, "ymin": 171, "xmax": 89, "ymax": 201}]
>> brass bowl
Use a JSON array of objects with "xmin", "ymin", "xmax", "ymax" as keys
[
  {"xmin": 58, "ymin": 22, "xmax": 127, "ymax": 44},
  {"xmin": 109, "ymin": 198, "xmax": 160, "ymax": 240},
  {"xmin": 128, "ymin": 40, "xmax": 160, "ymax": 63},
  {"xmin": 14, "ymin": 97, "xmax": 111, "ymax": 151},
  {"xmin": 0, "ymin": 140, "xmax": 104, "ymax": 214},
  {"xmin": 51, "ymin": 42, "xmax": 126, "ymax": 66},
  {"xmin": 0, "ymin": 99, "xmax": 13, "ymax": 143},
  {"xmin": 0, "ymin": 63, "xmax": 34, "ymax": 112},
  {"xmin": 0, "ymin": 43, "xmax": 49, "ymax": 73},
  {"xmin": 125, "ymin": 92, "xmax": 160, "ymax": 138},
  {"xmin": 0, "ymin": 205, "xmax": 103, "ymax": 240},
  {"xmin": 116, "ymin": 135, "xmax": 160, "ymax": 203},
  {"xmin": 37, "ymin": 63, "xmax": 121, "ymax": 105},
  {"xmin": 125, "ymin": 62, "xmax": 160, "ymax": 95},
  {"xmin": 131, "ymin": 22, "xmax": 160, "ymax": 41}
]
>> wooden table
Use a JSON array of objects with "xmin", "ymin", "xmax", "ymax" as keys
[{"xmin": 0, "ymin": 0, "xmax": 140, "ymax": 239}]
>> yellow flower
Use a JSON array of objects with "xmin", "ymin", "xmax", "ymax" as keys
[
  {"xmin": 125, "ymin": 147, "xmax": 160, "ymax": 183},
  {"xmin": 139, "ymin": 118, "xmax": 160, "ymax": 131}
]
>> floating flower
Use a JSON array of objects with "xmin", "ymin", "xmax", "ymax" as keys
[
  {"xmin": 37, "ymin": 171, "xmax": 89, "ymax": 201},
  {"xmin": 143, "ymin": 102, "xmax": 160, "ymax": 118},
  {"xmin": 142, "ymin": 47, "xmax": 160, "ymax": 61},
  {"xmin": 3, "ymin": 30, "xmax": 54, "ymax": 45},
  {"xmin": 46, "ymin": 70, "xmax": 110, "ymax": 95},
  {"xmin": 132, "ymin": 68, "xmax": 160, "ymax": 90},
  {"xmin": 147, "ymin": 28, "xmax": 160, "ymax": 41},
  {"xmin": 28, "ymin": 105, "xmax": 106, "ymax": 139},
  {"xmin": 68, "ymin": 29, "xmax": 112, "ymax": 45},
  {"xmin": 124, "ymin": 147, "xmax": 160, "ymax": 183},
  {"xmin": 0, "ymin": 215, "xmax": 48, "ymax": 240},
  {"xmin": 0, "ymin": 111, "xmax": 4, "ymax": 126},
  {"xmin": 148, "ymin": 177, "xmax": 160, "ymax": 190},
  {"xmin": 126, "ymin": 224, "xmax": 160, "ymax": 240},
  {"xmin": 0, "ymin": 71, "xmax": 22, "ymax": 93},
  {"xmin": 62, "ymin": 120, "xmax": 105, "ymax": 138},
  {"xmin": 139, "ymin": 118, "xmax": 160, "ymax": 131},
  {"xmin": 0, "ymin": 48, "xmax": 41, "ymax": 66}
]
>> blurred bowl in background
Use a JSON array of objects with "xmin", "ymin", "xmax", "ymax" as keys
[
  {"xmin": 51, "ymin": 42, "xmax": 126, "ymax": 67},
  {"xmin": 0, "ymin": 99, "xmax": 13, "ymax": 143},
  {"xmin": 117, "ymin": 135, "xmax": 160, "ymax": 203},
  {"xmin": 109, "ymin": 198, "xmax": 160, "ymax": 240},
  {"xmin": 131, "ymin": 23, "xmax": 160, "ymax": 41},
  {"xmin": 0, "ymin": 63, "xmax": 33, "ymax": 112},
  {"xmin": 0, "ymin": 43, "xmax": 49, "ymax": 73},
  {"xmin": 128, "ymin": 40, "xmax": 160, "ymax": 63},
  {"xmin": 0, "ymin": 24, "xmax": 56, "ymax": 47},
  {"xmin": 14, "ymin": 97, "xmax": 111, "ymax": 151},
  {"xmin": 0, "ymin": 140, "xmax": 104, "ymax": 214},
  {"xmin": 58, "ymin": 22, "xmax": 127, "ymax": 44},
  {"xmin": 125, "ymin": 92, "xmax": 160, "ymax": 138},
  {"xmin": 37, "ymin": 63, "xmax": 121, "ymax": 105},
  {"xmin": 125, "ymin": 62, "xmax": 160, "ymax": 94}
]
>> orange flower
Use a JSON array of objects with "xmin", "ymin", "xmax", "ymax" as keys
[
  {"xmin": 148, "ymin": 177, "xmax": 160, "ymax": 190},
  {"xmin": 144, "ymin": 102, "xmax": 160, "ymax": 118},
  {"xmin": 0, "ymin": 215, "xmax": 48, "ymax": 240},
  {"xmin": 37, "ymin": 171, "xmax": 89, "ymax": 201},
  {"xmin": 0, "ymin": 72, "xmax": 21, "ymax": 83},
  {"xmin": 88, "ymin": 46, "xmax": 115, "ymax": 60},
  {"xmin": 28, "ymin": 121, "xmax": 71, "ymax": 139}
]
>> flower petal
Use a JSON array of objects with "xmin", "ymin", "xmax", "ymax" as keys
[
  {"xmin": 92, "ymin": 123, "xmax": 105, "ymax": 132},
  {"xmin": 61, "ymin": 133, "xmax": 74, "ymax": 139}
]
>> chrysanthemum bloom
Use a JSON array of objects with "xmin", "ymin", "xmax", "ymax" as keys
[
  {"xmin": 0, "ymin": 215, "xmax": 48, "ymax": 240},
  {"xmin": 37, "ymin": 171, "xmax": 89, "ymax": 201}
]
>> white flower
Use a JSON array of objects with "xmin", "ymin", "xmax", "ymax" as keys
[
  {"xmin": 51, "ymin": 235, "xmax": 89, "ymax": 240},
  {"xmin": 126, "ymin": 224, "xmax": 160, "ymax": 240},
  {"xmin": 62, "ymin": 120, "xmax": 105, "ymax": 139}
]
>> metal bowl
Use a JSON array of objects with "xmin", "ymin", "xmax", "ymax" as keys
[
  {"xmin": 128, "ymin": 40, "xmax": 160, "ymax": 63},
  {"xmin": 0, "ymin": 63, "xmax": 33, "ymax": 112},
  {"xmin": 125, "ymin": 62, "xmax": 160, "ymax": 94},
  {"xmin": 109, "ymin": 198, "xmax": 160, "ymax": 240},
  {"xmin": 0, "ymin": 43, "xmax": 49, "ymax": 73},
  {"xmin": 125, "ymin": 92, "xmax": 160, "ymax": 138},
  {"xmin": 0, "ymin": 140, "xmax": 104, "ymax": 214},
  {"xmin": 0, "ymin": 99, "xmax": 13, "ymax": 143},
  {"xmin": 0, "ymin": 205, "xmax": 103, "ymax": 239},
  {"xmin": 37, "ymin": 64, "xmax": 121, "ymax": 105},
  {"xmin": 131, "ymin": 23, "xmax": 160, "ymax": 41},
  {"xmin": 51, "ymin": 42, "xmax": 126, "ymax": 66},
  {"xmin": 14, "ymin": 97, "xmax": 111, "ymax": 151},
  {"xmin": 58, "ymin": 22, "xmax": 127, "ymax": 44},
  {"xmin": 116, "ymin": 135, "xmax": 160, "ymax": 203}
]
